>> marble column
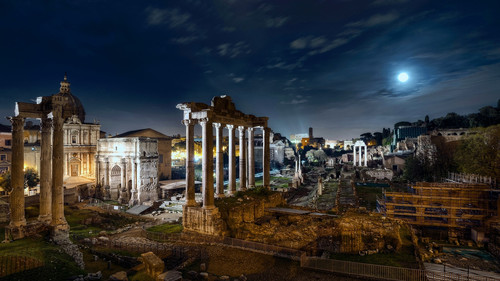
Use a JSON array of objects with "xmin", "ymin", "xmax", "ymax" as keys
[
  {"xmin": 86, "ymin": 153, "xmax": 90, "ymax": 175},
  {"xmin": 364, "ymin": 146, "xmax": 367, "ymax": 167},
  {"xmin": 359, "ymin": 147, "xmax": 362, "ymax": 166},
  {"xmin": 51, "ymin": 109, "xmax": 68, "ymax": 231},
  {"xmin": 247, "ymin": 127, "xmax": 255, "ymax": 188},
  {"xmin": 135, "ymin": 158, "xmax": 141, "ymax": 204},
  {"xmin": 105, "ymin": 159, "xmax": 110, "ymax": 186},
  {"xmin": 119, "ymin": 160, "xmax": 127, "ymax": 203},
  {"xmin": 38, "ymin": 117, "xmax": 52, "ymax": 224},
  {"xmin": 201, "ymin": 119, "xmax": 214, "ymax": 208},
  {"xmin": 238, "ymin": 126, "xmax": 247, "ymax": 191},
  {"xmin": 183, "ymin": 120, "xmax": 196, "ymax": 206},
  {"xmin": 263, "ymin": 127, "xmax": 271, "ymax": 189},
  {"xmin": 8, "ymin": 116, "xmax": 26, "ymax": 232},
  {"xmin": 227, "ymin": 125, "xmax": 236, "ymax": 195},
  {"xmin": 214, "ymin": 123, "xmax": 224, "ymax": 198},
  {"xmin": 129, "ymin": 159, "xmax": 137, "ymax": 206},
  {"xmin": 353, "ymin": 146, "xmax": 357, "ymax": 166},
  {"xmin": 95, "ymin": 156, "xmax": 100, "ymax": 185}
]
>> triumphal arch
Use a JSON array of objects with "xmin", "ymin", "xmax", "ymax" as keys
[
  {"xmin": 6, "ymin": 76, "xmax": 76, "ymax": 240},
  {"xmin": 176, "ymin": 95, "xmax": 271, "ymax": 234}
]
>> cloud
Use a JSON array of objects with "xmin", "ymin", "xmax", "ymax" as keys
[
  {"xmin": 171, "ymin": 36, "xmax": 199, "ymax": 44},
  {"xmin": 290, "ymin": 35, "xmax": 356, "ymax": 55},
  {"xmin": 346, "ymin": 12, "xmax": 399, "ymax": 27},
  {"xmin": 145, "ymin": 7, "xmax": 196, "ymax": 31},
  {"xmin": 217, "ymin": 41, "xmax": 251, "ymax": 58},
  {"xmin": 233, "ymin": 77, "xmax": 244, "ymax": 83},
  {"xmin": 266, "ymin": 17, "xmax": 288, "ymax": 28},
  {"xmin": 281, "ymin": 95, "xmax": 308, "ymax": 105}
]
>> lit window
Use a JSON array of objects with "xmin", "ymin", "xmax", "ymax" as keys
[
  {"xmin": 5, "ymin": 140, "xmax": 11, "ymax": 146},
  {"xmin": 72, "ymin": 136, "xmax": 77, "ymax": 144}
]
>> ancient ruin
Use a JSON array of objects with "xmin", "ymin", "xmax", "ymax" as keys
[
  {"xmin": 353, "ymin": 140, "xmax": 367, "ymax": 167},
  {"xmin": 6, "ymin": 74, "xmax": 77, "ymax": 239},
  {"xmin": 176, "ymin": 95, "xmax": 271, "ymax": 234},
  {"xmin": 96, "ymin": 137, "xmax": 159, "ymax": 205}
]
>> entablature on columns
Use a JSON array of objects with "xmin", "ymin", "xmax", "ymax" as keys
[{"xmin": 177, "ymin": 95, "xmax": 268, "ymax": 128}]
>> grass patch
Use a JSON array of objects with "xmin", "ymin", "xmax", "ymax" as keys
[
  {"xmin": 355, "ymin": 185, "xmax": 384, "ymax": 211},
  {"xmin": 146, "ymin": 223, "xmax": 183, "ymax": 234},
  {"xmin": 0, "ymin": 237, "xmax": 85, "ymax": 281},
  {"xmin": 329, "ymin": 225, "xmax": 418, "ymax": 268}
]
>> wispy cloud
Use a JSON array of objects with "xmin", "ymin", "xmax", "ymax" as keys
[
  {"xmin": 290, "ymin": 35, "xmax": 357, "ymax": 55},
  {"xmin": 281, "ymin": 94, "xmax": 308, "ymax": 105},
  {"xmin": 171, "ymin": 36, "xmax": 199, "ymax": 44},
  {"xmin": 266, "ymin": 17, "xmax": 288, "ymax": 28},
  {"xmin": 346, "ymin": 12, "xmax": 399, "ymax": 27},
  {"xmin": 217, "ymin": 41, "xmax": 251, "ymax": 58},
  {"xmin": 145, "ymin": 7, "xmax": 196, "ymax": 31}
]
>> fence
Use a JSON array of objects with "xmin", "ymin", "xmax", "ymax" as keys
[
  {"xmin": 0, "ymin": 251, "xmax": 44, "ymax": 277},
  {"xmin": 142, "ymin": 228, "xmax": 304, "ymax": 260},
  {"xmin": 87, "ymin": 199, "xmax": 127, "ymax": 213},
  {"xmin": 300, "ymin": 256, "xmax": 500, "ymax": 281}
]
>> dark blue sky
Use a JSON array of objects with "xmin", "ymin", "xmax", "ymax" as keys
[{"xmin": 1, "ymin": 0, "xmax": 499, "ymax": 139}]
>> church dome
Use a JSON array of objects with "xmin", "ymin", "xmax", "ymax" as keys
[{"xmin": 53, "ymin": 73, "xmax": 86, "ymax": 123}]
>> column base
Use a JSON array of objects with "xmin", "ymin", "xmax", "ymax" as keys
[
  {"xmin": 38, "ymin": 214, "xmax": 52, "ymax": 224},
  {"xmin": 185, "ymin": 199, "xmax": 198, "ymax": 207},
  {"xmin": 215, "ymin": 193, "xmax": 225, "ymax": 198},
  {"xmin": 4, "ymin": 224, "xmax": 25, "ymax": 241},
  {"xmin": 182, "ymin": 205, "xmax": 223, "ymax": 235}
]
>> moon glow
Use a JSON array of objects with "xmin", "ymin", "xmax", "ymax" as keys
[{"xmin": 398, "ymin": 72, "xmax": 409, "ymax": 82}]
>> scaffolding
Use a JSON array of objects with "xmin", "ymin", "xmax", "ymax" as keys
[{"xmin": 378, "ymin": 182, "xmax": 499, "ymax": 238}]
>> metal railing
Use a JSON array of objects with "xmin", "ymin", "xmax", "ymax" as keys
[
  {"xmin": 300, "ymin": 256, "xmax": 500, "ymax": 281},
  {"xmin": 0, "ymin": 250, "xmax": 44, "ymax": 277}
]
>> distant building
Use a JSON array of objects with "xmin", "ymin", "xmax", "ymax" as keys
[
  {"xmin": 325, "ymin": 139, "xmax": 338, "ymax": 149},
  {"xmin": 383, "ymin": 153, "xmax": 412, "ymax": 173},
  {"xmin": 343, "ymin": 140, "xmax": 354, "ymax": 150},
  {"xmin": 290, "ymin": 133, "xmax": 308, "ymax": 145},
  {"xmin": 391, "ymin": 126, "xmax": 427, "ymax": 151},
  {"xmin": 115, "ymin": 128, "xmax": 172, "ymax": 180},
  {"xmin": 0, "ymin": 147, "xmax": 11, "ymax": 174}
]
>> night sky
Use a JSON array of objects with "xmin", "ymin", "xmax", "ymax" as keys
[{"xmin": 1, "ymin": 0, "xmax": 499, "ymax": 139}]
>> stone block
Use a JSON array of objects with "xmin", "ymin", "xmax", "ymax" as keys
[
  {"xmin": 109, "ymin": 271, "xmax": 128, "ymax": 281},
  {"xmin": 140, "ymin": 251, "xmax": 165, "ymax": 278}
]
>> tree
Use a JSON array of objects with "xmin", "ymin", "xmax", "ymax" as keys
[
  {"xmin": 24, "ymin": 167, "xmax": 39, "ymax": 190},
  {"xmin": 425, "ymin": 115, "xmax": 430, "ymax": 124},
  {"xmin": 0, "ymin": 171, "xmax": 11, "ymax": 193},
  {"xmin": 455, "ymin": 125, "xmax": 500, "ymax": 179}
]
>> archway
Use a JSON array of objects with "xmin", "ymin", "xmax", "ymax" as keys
[{"xmin": 110, "ymin": 165, "xmax": 121, "ymax": 200}]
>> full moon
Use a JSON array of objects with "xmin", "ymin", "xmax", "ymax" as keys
[{"xmin": 398, "ymin": 72, "xmax": 409, "ymax": 82}]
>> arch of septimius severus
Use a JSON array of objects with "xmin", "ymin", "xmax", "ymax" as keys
[
  {"xmin": 6, "ymin": 77, "xmax": 76, "ymax": 240},
  {"xmin": 176, "ymin": 95, "xmax": 271, "ymax": 234}
]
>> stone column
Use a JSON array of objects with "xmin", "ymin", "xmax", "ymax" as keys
[
  {"xmin": 214, "ymin": 123, "xmax": 224, "ymax": 198},
  {"xmin": 364, "ymin": 146, "xmax": 367, "ymax": 167},
  {"xmin": 263, "ymin": 127, "xmax": 271, "ymax": 189},
  {"xmin": 200, "ymin": 119, "xmax": 214, "ymax": 208},
  {"xmin": 247, "ymin": 127, "xmax": 255, "ymax": 188},
  {"xmin": 51, "ymin": 109, "xmax": 69, "ymax": 232},
  {"xmin": 359, "ymin": 146, "xmax": 362, "ymax": 166},
  {"xmin": 86, "ymin": 153, "xmax": 90, "ymax": 175},
  {"xmin": 135, "ymin": 158, "xmax": 141, "ymax": 204},
  {"xmin": 38, "ymin": 117, "xmax": 52, "ymax": 224},
  {"xmin": 227, "ymin": 125, "xmax": 236, "ymax": 195},
  {"xmin": 105, "ymin": 159, "xmax": 110, "ymax": 186},
  {"xmin": 238, "ymin": 126, "xmax": 247, "ymax": 191},
  {"xmin": 183, "ymin": 120, "xmax": 196, "ymax": 206},
  {"xmin": 119, "ymin": 160, "xmax": 127, "ymax": 203},
  {"xmin": 353, "ymin": 146, "xmax": 357, "ymax": 166},
  {"xmin": 8, "ymin": 116, "xmax": 26, "ymax": 234},
  {"xmin": 129, "ymin": 158, "xmax": 137, "ymax": 206}
]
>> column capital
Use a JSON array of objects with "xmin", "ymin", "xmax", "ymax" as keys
[
  {"xmin": 247, "ymin": 127, "xmax": 254, "ymax": 133},
  {"xmin": 238, "ymin": 126, "xmax": 246, "ymax": 133},
  {"xmin": 226, "ymin": 124, "xmax": 235, "ymax": 130},
  {"xmin": 213, "ymin": 122, "xmax": 223, "ymax": 129},
  {"xmin": 199, "ymin": 118, "xmax": 211, "ymax": 126},
  {"xmin": 182, "ymin": 119, "xmax": 196, "ymax": 126},
  {"xmin": 8, "ymin": 116, "xmax": 25, "ymax": 131}
]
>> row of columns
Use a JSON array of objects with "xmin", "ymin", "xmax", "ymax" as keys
[
  {"xmin": 353, "ymin": 144, "xmax": 368, "ymax": 167},
  {"xmin": 8, "ymin": 110, "xmax": 68, "ymax": 238},
  {"xmin": 183, "ymin": 119, "xmax": 271, "ymax": 209}
]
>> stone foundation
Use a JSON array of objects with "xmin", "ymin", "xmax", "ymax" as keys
[{"xmin": 183, "ymin": 206, "xmax": 224, "ymax": 235}]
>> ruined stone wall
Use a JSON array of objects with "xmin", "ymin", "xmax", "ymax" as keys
[{"xmin": 365, "ymin": 169, "xmax": 394, "ymax": 180}]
